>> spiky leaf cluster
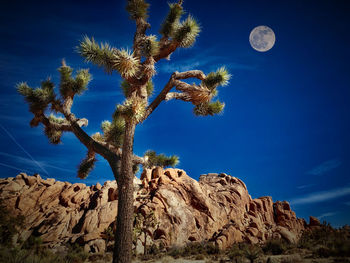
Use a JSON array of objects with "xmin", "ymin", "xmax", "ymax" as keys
[
  {"xmin": 58, "ymin": 65, "xmax": 91, "ymax": 99},
  {"xmin": 117, "ymin": 97, "xmax": 146, "ymax": 122},
  {"xmin": 174, "ymin": 15, "xmax": 200, "ymax": 47},
  {"xmin": 126, "ymin": 0, "xmax": 150, "ymax": 20},
  {"xmin": 78, "ymin": 152, "xmax": 97, "ymax": 179},
  {"xmin": 160, "ymin": 3, "xmax": 184, "ymax": 37},
  {"xmin": 193, "ymin": 100, "xmax": 225, "ymax": 116},
  {"xmin": 92, "ymin": 132, "xmax": 104, "ymax": 142},
  {"xmin": 120, "ymin": 80, "xmax": 131, "ymax": 97},
  {"xmin": 146, "ymin": 80, "xmax": 154, "ymax": 97},
  {"xmin": 100, "ymin": 114, "xmax": 125, "ymax": 147},
  {"xmin": 44, "ymin": 125, "xmax": 63, "ymax": 144},
  {"xmin": 113, "ymin": 49, "xmax": 140, "ymax": 78},
  {"xmin": 17, "ymin": 80, "xmax": 55, "ymax": 115},
  {"xmin": 48, "ymin": 114, "xmax": 68, "ymax": 125},
  {"xmin": 203, "ymin": 67, "xmax": 231, "ymax": 90},
  {"xmin": 140, "ymin": 35, "xmax": 159, "ymax": 57},
  {"xmin": 144, "ymin": 150, "xmax": 179, "ymax": 168},
  {"xmin": 78, "ymin": 36, "xmax": 116, "ymax": 73}
]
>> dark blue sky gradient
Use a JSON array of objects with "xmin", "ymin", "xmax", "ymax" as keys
[{"xmin": 0, "ymin": 0, "xmax": 349, "ymax": 227}]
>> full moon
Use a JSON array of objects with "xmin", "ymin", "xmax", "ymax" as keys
[{"xmin": 249, "ymin": 26, "xmax": 275, "ymax": 52}]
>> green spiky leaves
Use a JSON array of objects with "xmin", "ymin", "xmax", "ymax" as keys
[
  {"xmin": 193, "ymin": 100, "xmax": 225, "ymax": 116},
  {"xmin": 58, "ymin": 64, "xmax": 91, "ymax": 99},
  {"xmin": 146, "ymin": 80, "xmax": 154, "ymax": 97},
  {"xmin": 78, "ymin": 36, "xmax": 116, "ymax": 74},
  {"xmin": 113, "ymin": 49, "xmax": 140, "ymax": 78},
  {"xmin": 43, "ymin": 114, "xmax": 69, "ymax": 144},
  {"xmin": 48, "ymin": 114, "xmax": 68, "ymax": 125},
  {"xmin": 160, "ymin": 2, "xmax": 184, "ymax": 37},
  {"xmin": 78, "ymin": 36, "xmax": 140, "ymax": 78},
  {"xmin": 100, "ymin": 115, "xmax": 125, "ymax": 147},
  {"xmin": 117, "ymin": 97, "xmax": 146, "ymax": 123},
  {"xmin": 145, "ymin": 150, "xmax": 179, "ymax": 168},
  {"xmin": 160, "ymin": 3, "xmax": 200, "ymax": 48},
  {"xmin": 140, "ymin": 35, "xmax": 159, "ymax": 57},
  {"xmin": 44, "ymin": 126, "xmax": 63, "ymax": 144},
  {"xmin": 126, "ymin": 0, "xmax": 150, "ymax": 20},
  {"xmin": 174, "ymin": 15, "xmax": 200, "ymax": 48},
  {"xmin": 191, "ymin": 67, "xmax": 230, "ymax": 116},
  {"xmin": 203, "ymin": 67, "xmax": 231, "ymax": 90},
  {"xmin": 78, "ymin": 151, "xmax": 97, "ymax": 179},
  {"xmin": 17, "ymin": 79, "xmax": 55, "ymax": 115}
]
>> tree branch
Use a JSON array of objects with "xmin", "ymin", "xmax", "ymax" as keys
[
  {"xmin": 153, "ymin": 40, "xmax": 179, "ymax": 62},
  {"xmin": 165, "ymin": 92, "xmax": 190, "ymax": 101},
  {"xmin": 141, "ymin": 72, "xmax": 176, "ymax": 121},
  {"xmin": 51, "ymin": 99, "xmax": 114, "ymax": 159},
  {"xmin": 133, "ymin": 18, "xmax": 150, "ymax": 59},
  {"xmin": 141, "ymin": 70, "xmax": 207, "ymax": 121}
]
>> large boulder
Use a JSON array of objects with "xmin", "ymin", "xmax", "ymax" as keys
[{"xmin": 0, "ymin": 169, "xmax": 309, "ymax": 252}]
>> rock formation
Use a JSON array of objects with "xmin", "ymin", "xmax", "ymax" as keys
[{"xmin": 0, "ymin": 168, "xmax": 313, "ymax": 253}]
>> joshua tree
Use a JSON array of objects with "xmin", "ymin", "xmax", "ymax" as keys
[{"xmin": 17, "ymin": 0, "xmax": 230, "ymax": 262}]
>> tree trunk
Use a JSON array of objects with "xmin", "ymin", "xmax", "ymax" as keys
[{"xmin": 113, "ymin": 120, "xmax": 136, "ymax": 263}]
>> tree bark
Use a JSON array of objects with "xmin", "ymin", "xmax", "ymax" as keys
[
  {"xmin": 143, "ymin": 228, "xmax": 147, "ymax": 255},
  {"xmin": 113, "ymin": 119, "xmax": 136, "ymax": 263}
]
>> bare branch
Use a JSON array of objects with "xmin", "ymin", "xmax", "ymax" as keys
[
  {"xmin": 141, "ymin": 72, "xmax": 176, "ymax": 121},
  {"xmin": 173, "ymin": 70, "xmax": 206, "ymax": 80},
  {"xmin": 165, "ymin": 92, "xmax": 190, "ymax": 101},
  {"xmin": 133, "ymin": 155, "xmax": 148, "ymax": 165},
  {"xmin": 153, "ymin": 40, "xmax": 179, "ymax": 62},
  {"xmin": 51, "ymin": 99, "xmax": 114, "ymax": 159},
  {"xmin": 141, "ymin": 70, "xmax": 207, "ymax": 121}
]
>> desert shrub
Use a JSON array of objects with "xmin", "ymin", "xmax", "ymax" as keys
[
  {"xmin": 227, "ymin": 243, "xmax": 243, "ymax": 261},
  {"xmin": 315, "ymin": 246, "xmax": 332, "ymax": 258},
  {"xmin": 241, "ymin": 243, "xmax": 262, "ymax": 263},
  {"xmin": 0, "ymin": 246, "xmax": 66, "ymax": 263},
  {"xmin": 334, "ymin": 258, "xmax": 350, "ymax": 263},
  {"xmin": 266, "ymin": 257, "xmax": 278, "ymax": 263},
  {"xmin": 195, "ymin": 254, "xmax": 205, "ymax": 260},
  {"xmin": 22, "ymin": 235, "xmax": 44, "ymax": 255},
  {"xmin": 332, "ymin": 239, "xmax": 350, "ymax": 257},
  {"xmin": 168, "ymin": 246, "xmax": 183, "ymax": 259},
  {"xmin": 64, "ymin": 243, "xmax": 88, "ymax": 263},
  {"xmin": 279, "ymin": 254, "xmax": 302, "ymax": 263},
  {"xmin": 0, "ymin": 246, "xmax": 28, "ymax": 263},
  {"xmin": 263, "ymin": 239, "xmax": 287, "ymax": 255},
  {"xmin": 167, "ymin": 242, "xmax": 220, "ymax": 259},
  {"xmin": 0, "ymin": 200, "xmax": 25, "ymax": 246}
]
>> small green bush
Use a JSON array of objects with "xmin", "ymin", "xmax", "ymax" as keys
[
  {"xmin": 0, "ymin": 200, "xmax": 25, "ymax": 246},
  {"xmin": 263, "ymin": 239, "xmax": 287, "ymax": 255},
  {"xmin": 64, "ymin": 243, "xmax": 88, "ymax": 263}
]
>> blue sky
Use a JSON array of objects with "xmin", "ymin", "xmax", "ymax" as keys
[{"xmin": 0, "ymin": 0, "xmax": 349, "ymax": 227}]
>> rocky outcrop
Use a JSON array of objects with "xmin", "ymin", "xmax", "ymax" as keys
[{"xmin": 0, "ymin": 169, "xmax": 311, "ymax": 253}]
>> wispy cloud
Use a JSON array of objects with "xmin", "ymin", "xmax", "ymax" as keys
[
  {"xmin": 0, "ymin": 124, "xmax": 49, "ymax": 176},
  {"xmin": 297, "ymin": 183, "xmax": 315, "ymax": 189},
  {"xmin": 318, "ymin": 212, "xmax": 337, "ymax": 219},
  {"xmin": 0, "ymin": 114, "xmax": 31, "ymax": 124},
  {"xmin": 0, "ymin": 152, "xmax": 75, "ymax": 174},
  {"xmin": 158, "ymin": 48, "xmax": 255, "ymax": 74},
  {"xmin": 0, "ymin": 162, "xmax": 35, "ymax": 174},
  {"xmin": 290, "ymin": 186, "xmax": 350, "ymax": 205},
  {"xmin": 307, "ymin": 159, "xmax": 341, "ymax": 176}
]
